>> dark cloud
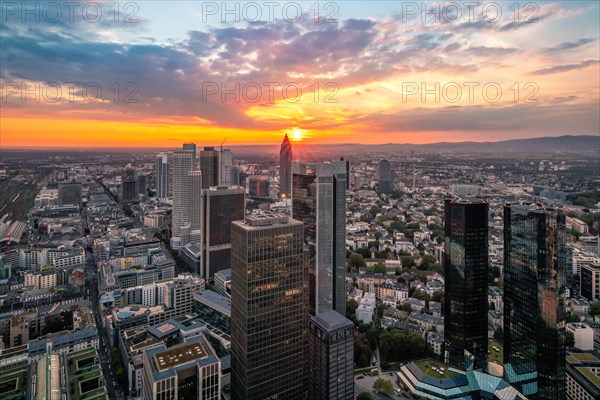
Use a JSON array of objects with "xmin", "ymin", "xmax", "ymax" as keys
[
  {"xmin": 532, "ymin": 60, "xmax": 599, "ymax": 75},
  {"xmin": 542, "ymin": 38, "xmax": 594, "ymax": 53}
]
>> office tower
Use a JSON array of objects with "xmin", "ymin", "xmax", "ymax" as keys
[
  {"xmin": 220, "ymin": 148, "xmax": 237, "ymax": 185},
  {"xmin": 379, "ymin": 159, "xmax": 394, "ymax": 193},
  {"xmin": 187, "ymin": 171, "xmax": 202, "ymax": 241},
  {"xmin": 248, "ymin": 175, "xmax": 270, "ymax": 198},
  {"xmin": 121, "ymin": 165, "xmax": 137, "ymax": 203},
  {"xmin": 155, "ymin": 152, "xmax": 169, "ymax": 200},
  {"xmin": 231, "ymin": 214, "xmax": 308, "ymax": 400},
  {"xmin": 137, "ymin": 173, "xmax": 146, "ymax": 195},
  {"xmin": 308, "ymin": 310, "xmax": 354, "ymax": 400},
  {"xmin": 443, "ymin": 198, "xmax": 489, "ymax": 370},
  {"xmin": 171, "ymin": 147, "xmax": 195, "ymax": 249},
  {"xmin": 279, "ymin": 133, "xmax": 293, "ymax": 197},
  {"xmin": 200, "ymin": 147, "xmax": 220, "ymax": 188},
  {"xmin": 183, "ymin": 143, "xmax": 197, "ymax": 168},
  {"xmin": 200, "ymin": 186, "xmax": 245, "ymax": 280},
  {"xmin": 292, "ymin": 161, "xmax": 347, "ymax": 316},
  {"xmin": 141, "ymin": 335, "xmax": 221, "ymax": 400},
  {"xmin": 580, "ymin": 262, "xmax": 600, "ymax": 301},
  {"xmin": 504, "ymin": 204, "xmax": 566, "ymax": 400},
  {"xmin": 57, "ymin": 181, "xmax": 82, "ymax": 207}
]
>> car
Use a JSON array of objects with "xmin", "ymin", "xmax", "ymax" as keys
[
  {"xmin": 389, "ymin": 372, "xmax": 394, "ymax": 376},
  {"xmin": 356, "ymin": 375, "xmax": 365, "ymax": 380}
]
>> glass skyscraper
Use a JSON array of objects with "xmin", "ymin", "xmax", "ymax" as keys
[
  {"xmin": 230, "ymin": 214, "xmax": 308, "ymax": 400},
  {"xmin": 292, "ymin": 161, "xmax": 347, "ymax": 316},
  {"xmin": 503, "ymin": 204, "xmax": 566, "ymax": 400},
  {"xmin": 443, "ymin": 198, "xmax": 489, "ymax": 371},
  {"xmin": 279, "ymin": 133, "xmax": 293, "ymax": 197}
]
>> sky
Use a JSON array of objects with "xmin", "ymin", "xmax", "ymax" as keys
[{"xmin": 1, "ymin": 0, "xmax": 599, "ymax": 147}]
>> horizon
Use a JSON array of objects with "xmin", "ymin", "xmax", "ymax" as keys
[{"xmin": 1, "ymin": 134, "xmax": 597, "ymax": 150}]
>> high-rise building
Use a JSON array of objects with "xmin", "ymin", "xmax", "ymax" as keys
[
  {"xmin": 141, "ymin": 334, "xmax": 221, "ymax": 400},
  {"xmin": 503, "ymin": 204, "xmax": 567, "ymax": 400},
  {"xmin": 200, "ymin": 147, "xmax": 220, "ymax": 189},
  {"xmin": 155, "ymin": 152, "xmax": 169, "ymax": 199},
  {"xmin": 200, "ymin": 186, "xmax": 245, "ymax": 280},
  {"xmin": 279, "ymin": 133, "xmax": 293, "ymax": 197},
  {"xmin": 171, "ymin": 147, "xmax": 195, "ymax": 249},
  {"xmin": 292, "ymin": 161, "xmax": 346, "ymax": 316},
  {"xmin": 443, "ymin": 198, "xmax": 489, "ymax": 371},
  {"xmin": 137, "ymin": 173, "xmax": 146, "ymax": 195},
  {"xmin": 379, "ymin": 159, "xmax": 394, "ymax": 193},
  {"xmin": 248, "ymin": 175, "xmax": 270, "ymax": 198},
  {"xmin": 230, "ymin": 214, "xmax": 308, "ymax": 400},
  {"xmin": 57, "ymin": 181, "xmax": 82, "ymax": 207},
  {"xmin": 308, "ymin": 310, "xmax": 354, "ymax": 400},
  {"xmin": 580, "ymin": 262, "xmax": 600, "ymax": 301},
  {"xmin": 183, "ymin": 143, "xmax": 197, "ymax": 168},
  {"xmin": 121, "ymin": 165, "xmax": 137, "ymax": 203}
]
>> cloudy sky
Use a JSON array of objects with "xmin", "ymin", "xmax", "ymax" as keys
[{"xmin": 1, "ymin": 0, "xmax": 599, "ymax": 147}]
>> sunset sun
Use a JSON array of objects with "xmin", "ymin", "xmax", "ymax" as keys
[{"xmin": 290, "ymin": 128, "xmax": 306, "ymax": 141}]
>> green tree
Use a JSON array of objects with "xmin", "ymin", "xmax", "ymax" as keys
[
  {"xmin": 373, "ymin": 378, "xmax": 395, "ymax": 397},
  {"xmin": 401, "ymin": 256, "xmax": 414, "ymax": 269},
  {"xmin": 347, "ymin": 299, "xmax": 359, "ymax": 320},
  {"xmin": 373, "ymin": 262, "xmax": 387, "ymax": 274},
  {"xmin": 431, "ymin": 290, "xmax": 444, "ymax": 303},
  {"xmin": 355, "ymin": 336, "xmax": 371, "ymax": 368},
  {"xmin": 493, "ymin": 327, "xmax": 503, "ymax": 343},
  {"xmin": 591, "ymin": 302, "xmax": 600, "ymax": 317},
  {"xmin": 565, "ymin": 331, "xmax": 575, "ymax": 348},
  {"xmin": 349, "ymin": 253, "xmax": 366, "ymax": 269}
]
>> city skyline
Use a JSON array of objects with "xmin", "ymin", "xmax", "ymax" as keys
[{"xmin": 1, "ymin": 1, "xmax": 599, "ymax": 147}]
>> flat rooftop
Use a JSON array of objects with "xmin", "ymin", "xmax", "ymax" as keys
[{"xmin": 154, "ymin": 342, "xmax": 208, "ymax": 371}]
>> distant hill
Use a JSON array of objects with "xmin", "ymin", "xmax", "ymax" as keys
[{"xmin": 231, "ymin": 134, "xmax": 599, "ymax": 156}]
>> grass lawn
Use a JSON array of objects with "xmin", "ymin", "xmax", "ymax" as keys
[
  {"xmin": 488, "ymin": 340, "xmax": 504, "ymax": 365},
  {"xmin": 414, "ymin": 360, "xmax": 459, "ymax": 378}
]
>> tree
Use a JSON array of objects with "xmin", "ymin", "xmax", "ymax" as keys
[
  {"xmin": 397, "ymin": 303, "xmax": 412, "ymax": 313},
  {"xmin": 493, "ymin": 327, "xmax": 503, "ymax": 343},
  {"xmin": 347, "ymin": 299, "xmax": 359, "ymax": 320},
  {"xmin": 420, "ymin": 254, "xmax": 437, "ymax": 269},
  {"xmin": 431, "ymin": 290, "xmax": 444, "ymax": 303},
  {"xmin": 373, "ymin": 262, "xmax": 387, "ymax": 274},
  {"xmin": 591, "ymin": 302, "xmax": 600, "ymax": 317},
  {"xmin": 366, "ymin": 326, "xmax": 380, "ymax": 349},
  {"xmin": 565, "ymin": 331, "xmax": 575, "ymax": 348},
  {"xmin": 358, "ymin": 393, "xmax": 374, "ymax": 400},
  {"xmin": 349, "ymin": 253, "xmax": 366, "ymax": 269},
  {"xmin": 373, "ymin": 378, "xmax": 395, "ymax": 397},
  {"xmin": 401, "ymin": 256, "xmax": 415, "ymax": 269},
  {"xmin": 355, "ymin": 336, "xmax": 371, "ymax": 368}
]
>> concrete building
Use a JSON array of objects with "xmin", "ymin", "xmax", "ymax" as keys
[
  {"xmin": 308, "ymin": 310, "xmax": 354, "ymax": 400},
  {"xmin": 567, "ymin": 323, "xmax": 595, "ymax": 351},
  {"xmin": 141, "ymin": 335, "xmax": 221, "ymax": 400}
]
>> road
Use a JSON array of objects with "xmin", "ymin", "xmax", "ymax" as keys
[{"xmin": 83, "ymin": 209, "xmax": 126, "ymax": 400}]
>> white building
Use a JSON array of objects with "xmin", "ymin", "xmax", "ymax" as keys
[
  {"xmin": 567, "ymin": 323, "xmax": 595, "ymax": 351},
  {"xmin": 356, "ymin": 292, "xmax": 376, "ymax": 324}
]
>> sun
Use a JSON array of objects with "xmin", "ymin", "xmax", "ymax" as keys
[{"xmin": 289, "ymin": 127, "xmax": 306, "ymax": 141}]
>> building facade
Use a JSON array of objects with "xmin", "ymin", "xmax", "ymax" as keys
[
  {"xmin": 444, "ymin": 198, "xmax": 489, "ymax": 371},
  {"xmin": 230, "ymin": 214, "xmax": 308, "ymax": 400},
  {"xmin": 279, "ymin": 133, "xmax": 293, "ymax": 197},
  {"xmin": 504, "ymin": 204, "xmax": 567, "ymax": 400},
  {"xmin": 292, "ymin": 161, "xmax": 347, "ymax": 316},
  {"xmin": 308, "ymin": 310, "xmax": 354, "ymax": 400}
]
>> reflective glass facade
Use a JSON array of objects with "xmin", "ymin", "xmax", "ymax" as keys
[
  {"xmin": 230, "ymin": 216, "xmax": 308, "ymax": 400},
  {"xmin": 503, "ymin": 204, "xmax": 566, "ymax": 400},
  {"xmin": 443, "ymin": 198, "xmax": 489, "ymax": 370},
  {"xmin": 292, "ymin": 162, "xmax": 346, "ymax": 316}
]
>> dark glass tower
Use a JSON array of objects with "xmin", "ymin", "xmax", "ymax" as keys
[
  {"xmin": 279, "ymin": 133, "xmax": 293, "ymax": 198},
  {"xmin": 503, "ymin": 204, "xmax": 566, "ymax": 400},
  {"xmin": 379, "ymin": 159, "xmax": 393, "ymax": 193},
  {"xmin": 308, "ymin": 310, "xmax": 354, "ymax": 400},
  {"xmin": 230, "ymin": 214, "xmax": 308, "ymax": 400},
  {"xmin": 200, "ymin": 186, "xmax": 245, "ymax": 280},
  {"xmin": 200, "ymin": 147, "xmax": 220, "ymax": 188},
  {"xmin": 443, "ymin": 198, "xmax": 489, "ymax": 371},
  {"xmin": 292, "ymin": 161, "xmax": 347, "ymax": 316}
]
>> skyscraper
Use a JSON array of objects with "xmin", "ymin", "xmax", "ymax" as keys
[
  {"xmin": 308, "ymin": 310, "xmax": 354, "ymax": 400},
  {"xmin": 57, "ymin": 181, "xmax": 82, "ymax": 207},
  {"xmin": 200, "ymin": 186, "xmax": 245, "ymax": 280},
  {"xmin": 503, "ymin": 204, "xmax": 566, "ymax": 400},
  {"xmin": 183, "ymin": 143, "xmax": 197, "ymax": 168},
  {"xmin": 379, "ymin": 159, "xmax": 394, "ymax": 193},
  {"xmin": 279, "ymin": 133, "xmax": 293, "ymax": 197},
  {"xmin": 230, "ymin": 213, "xmax": 308, "ymax": 400},
  {"xmin": 155, "ymin": 152, "xmax": 169, "ymax": 200},
  {"xmin": 121, "ymin": 165, "xmax": 137, "ymax": 203},
  {"xmin": 443, "ymin": 198, "xmax": 489, "ymax": 371},
  {"xmin": 200, "ymin": 147, "xmax": 220, "ymax": 189},
  {"xmin": 292, "ymin": 161, "xmax": 347, "ymax": 316},
  {"xmin": 171, "ymin": 147, "xmax": 195, "ymax": 249}
]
